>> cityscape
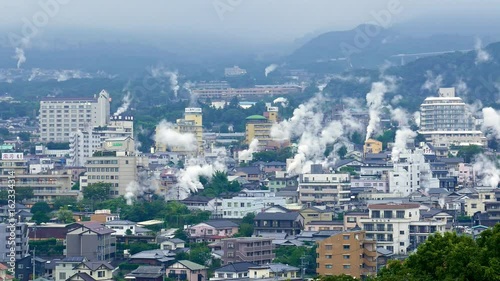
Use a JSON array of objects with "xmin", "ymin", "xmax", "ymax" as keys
[{"xmin": 0, "ymin": 1, "xmax": 500, "ymax": 281}]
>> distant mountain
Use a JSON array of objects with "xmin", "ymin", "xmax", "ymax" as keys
[{"xmin": 287, "ymin": 24, "xmax": 491, "ymax": 73}]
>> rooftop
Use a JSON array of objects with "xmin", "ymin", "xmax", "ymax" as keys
[
  {"xmin": 245, "ymin": 115, "xmax": 267, "ymax": 121},
  {"xmin": 368, "ymin": 203, "xmax": 420, "ymax": 210}
]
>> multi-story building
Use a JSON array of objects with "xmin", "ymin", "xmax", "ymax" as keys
[
  {"xmin": 267, "ymin": 171, "xmax": 298, "ymax": 193},
  {"xmin": 69, "ymin": 115, "xmax": 134, "ymax": 167},
  {"xmin": 298, "ymin": 165, "xmax": 351, "ymax": 209},
  {"xmin": 187, "ymin": 220, "xmax": 239, "ymax": 243},
  {"xmin": 221, "ymin": 190, "xmax": 287, "ymax": 219},
  {"xmin": 245, "ymin": 108, "xmax": 279, "ymax": 150},
  {"xmin": 419, "ymin": 87, "xmax": 486, "ymax": 147},
  {"xmin": 253, "ymin": 208, "xmax": 304, "ymax": 236},
  {"xmin": 316, "ymin": 230, "xmax": 377, "ymax": 279},
  {"xmin": 220, "ymin": 237, "xmax": 274, "ymax": 265},
  {"xmin": 359, "ymin": 203, "xmax": 446, "ymax": 255},
  {"xmin": 156, "ymin": 108, "xmax": 203, "ymax": 155},
  {"xmin": 39, "ymin": 90, "xmax": 111, "ymax": 142},
  {"xmin": 0, "ymin": 153, "xmax": 76, "ymax": 203},
  {"xmin": 464, "ymin": 187, "xmax": 497, "ymax": 216},
  {"xmin": 0, "ymin": 223, "xmax": 29, "ymax": 262},
  {"xmin": 84, "ymin": 137, "xmax": 148, "ymax": 197},
  {"xmin": 65, "ymin": 222, "xmax": 116, "ymax": 261},
  {"xmin": 364, "ymin": 139, "xmax": 382, "ymax": 155}
]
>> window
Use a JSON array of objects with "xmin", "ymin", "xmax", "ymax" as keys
[
  {"xmin": 343, "ymin": 245, "xmax": 350, "ymax": 250},
  {"xmin": 18, "ymin": 264, "xmax": 23, "ymax": 269},
  {"xmin": 325, "ymin": 245, "xmax": 333, "ymax": 250},
  {"xmin": 396, "ymin": 211, "xmax": 405, "ymax": 218},
  {"xmin": 471, "ymin": 204, "xmax": 477, "ymax": 208},
  {"xmin": 485, "ymin": 195, "xmax": 491, "ymax": 200},
  {"xmin": 325, "ymin": 255, "xmax": 332, "ymax": 259},
  {"xmin": 372, "ymin": 211, "xmax": 380, "ymax": 218},
  {"xmin": 325, "ymin": 264, "xmax": 332, "ymax": 269},
  {"xmin": 384, "ymin": 211, "xmax": 393, "ymax": 218},
  {"xmin": 59, "ymin": 273, "xmax": 66, "ymax": 280},
  {"xmin": 400, "ymin": 230, "xmax": 405, "ymax": 235},
  {"xmin": 400, "ymin": 242, "xmax": 405, "ymax": 246},
  {"xmin": 343, "ymin": 235, "xmax": 350, "ymax": 240},
  {"xmin": 343, "ymin": 255, "xmax": 350, "ymax": 260},
  {"xmin": 98, "ymin": 271, "xmax": 105, "ymax": 278},
  {"xmin": 343, "ymin": 265, "xmax": 351, "ymax": 269},
  {"xmin": 347, "ymin": 217, "xmax": 356, "ymax": 222}
]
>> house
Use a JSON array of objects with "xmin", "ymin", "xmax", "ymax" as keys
[
  {"xmin": 254, "ymin": 210, "xmax": 304, "ymax": 236},
  {"xmin": 125, "ymin": 266, "xmax": 164, "ymax": 281},
  {"xmin": 29, "ymin": 223, "xmax": 80, "ymax": 241},
  {"xmin": 128, "ymin": 250, "xmax": 175, "ymax": 267},
  {"xmin": 232, "ymin": 166, "xmax": 262, "ymax": 182},
  {"xmin": 54, "ymin": 257, "xmax": 87, "ymax": 281},
  {"xmin": 90, "ymin": 210, "xmax": 119, "ymax": 224},
  {"xmin": 71, "ymin": 261, "xmax": 114, "ymax": 281},
  {"xmin": 211, "ymin": 262, "xmax": 257, "ymax": 280},
  {"xmin": 167, "ymin": 260, "xmax": 207, "ymax": 281},
  {"xmin": 220, "ymin": 237, "xmax": 274, "ymax": 265},
  {"xmin": 304, "ymin": 221, "xmax": 344, "ymax": 232},
  {"xmin": 247, "ymin": 263, "xmax": 300, "ymax": 280},
  {"xmin": 187, "ymin": 220, "xmax": 239, "ymax": 243},
  {"xmin": 65, "ymin": 222, "xmax": 116, "ymax": 261},
  {"xmin": 158, "ymin": 238, "xmax": 185, "ymax": 251},
  {"xmin": 0, "ymin": 263, "xmax": 14, "ymax": 281},
  {"xmin": 104, "ymin": 220, "xmax": 137, "ymax": 235},
  {"xmin": 180, "ymin": 195, "xmax": 221, "ymax": 212},
  {"xmin": 15, "ymin": 256, "xmax": 46, "ymax": 281},
  {"xmin": 221, "ymin": 189, "xmax": 287, "ymax": 219},
  {"xmin": 300, "ymin": 207, "xmax": 334, "ymax": 226},
  {"xmin": 364, "ymin": 139, "xmax": 382, "ymax": 155},
  {"xmin": 343, "ymin": 211, "xmax": 369, "ymax": 230}
]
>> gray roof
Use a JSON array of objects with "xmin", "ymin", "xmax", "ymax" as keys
[
  {"xmin": 181, "ymin": 195, "xmax": 213, "ymax": 203},
  {"xmin": 61, "ymin": 256, "xmax": 86, "ymax": 263},
  {"xmin": 130, "ymin": 249, "xmax": 175, "ymax": 262},
  {"xmin": 175, "ymin": 260, "xmax": 207, "ymax": 270},
  {"xmin": 249, "ymin": 263, "xmax": 299, "ymax": 273},
  {"xmin": 78, "ymin": 261, "xmax": 114, "ymax": 271},
  {"xmin": 69, "ymin": 273, "xmax": 96, "ymax": 281},
  {"xmin": 127, "ymin": 266, "xmax": 164, "ymax": 278},
  {"xmin": 255, "ymin": 212, "xmax": 301, "ymax": 221},
  {"xmin": 104, "ymin": 220, "xmax": 135, "ymax": 226},
  {"xmin": 204, "ymin": 220, "xmax": 239, "ymax": 228},
  {"xmin": 234, "ymin": 166, "xmax": 261, "ymax": 175},
  {"xmin": 78, "ymin": 221, "xmax": 115, "ymax": 235},
  {"xmin": 377, "ymin": 247, "xmax": 394, "ymax": 256},
  {"xmin": 215, "ymin": 262, "xmax": 257, "ymax": 273}
]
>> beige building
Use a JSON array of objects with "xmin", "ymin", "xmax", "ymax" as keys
[
  {"xmin": 156, "ymin": 108, "xmax": 203, "ymax": 155},
  {"xmin": 316, "ymin": 230, "xmax": 377, "ymax": 279},
  {"xmin": 39, "ymin": 90, "xmax": 111, "ymax": 142},
  {"xmin": 464, "ymin": 187, "xmax": 497, "ymax": 216},
  {"xmin": 300, "ymin": 207, "xmax": 334, "ymax": 226},
  {"xmin": 245, "ymin": 107, "xmax": 279, "ymax": 150},
  {"xmin": 0, "ymin": 153, "xmax": 75, "ymax": 203},
  {"xmin": 84, "ymin": 137, "xmax": 148, "ymax": 197},
  {"xmin": 364, "ymin": 139, "xmax": 383, "ymax": 155},
  {"xmin": 298, "ymin": 166, "xmax": 351, "ymax": 209}
]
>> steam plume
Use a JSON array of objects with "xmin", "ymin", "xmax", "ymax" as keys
[
  {"xmin": 155, "ymin": 120, "xmax": 197, "ymax": 151},
  {"xmin": 473, "ymin": 154, "xmax": 500, "ymax": 188},
  {"xmin": 481, "ymin": 107, "xmax": 500, "ymax": 139},
  {"xmin": 391, "ymin": 128, "xmax": 417, "ymax": 162},
  {"xmin": 151, "ymin": 66, "xmax": 180, "ymax": 97},
  {"xmin": 365, "ymin": 80, "xmax": 393, "ymax": 141},
  {"xmin": 273, "ymin": 97, "xmax": 288, "ymax": 107},
  {"xmin": 475, "ymin": 38, "xmax": 491, "ymax": 64},
  {"xmin": 239, "ymin": 138, "xmax": 259, "ymax": 162},
  {"xmin": 265, "ymin": 64, "xmax": 278, "ymax": 77},
  {"xmin": 14, "ymin": 48, "xmax": 26, "ymax": 69},
  {"xmin": 114, "ymin": 92, "xmax": 132, "ymax": 116},
  {"xmin": 421, "ymin": 71, "xmax": 443, "ymax": 92}
]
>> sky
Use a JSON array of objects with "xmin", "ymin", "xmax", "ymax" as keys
[{"xmin": 2, "ymin": 0, "xmax": 500, "ymax": 44}]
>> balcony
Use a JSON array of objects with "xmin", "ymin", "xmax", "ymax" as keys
[
  {"xmin": 363, "ymin": 249, "xmax": 377, "ymax": 258},
  {"xmin": 364, "ymin": 258, "xmax": 377, "ymax": 267}
]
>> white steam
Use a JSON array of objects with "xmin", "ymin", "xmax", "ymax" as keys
[
  {"xmin": 239, "ymin": 138, "xmax": 259, "ymax": 162},
  {"xmin": 421, "ymin": 71, "xmax": 443, "ymax": 92},
  {"xmin": 365, "ymin": 79, "xmax": 395, "ymax": 141},
  {"xmin": 151, "ymin": 67, "xmax": 180, "ymax": 97},
  {"xmin": 481, "ymin": 107, "xmax": 500, "ymax": 139},
  {"xmin": 114, "ymin": 92, "xmax": 132, "ymax": 116},
  {"xmin": 155, "ymin": 120, "xmax": 197, "ymax": 152},
  {"xmin": 473, "ymin": 154, "xmax": 500, "ymax": 188},
  {"xmin": 14, "ymin": 48, "xmax": 26, "ymax": 69},
  {"xmin": 391, "ymin": 127, "xmax": 417, "ymax": 162},
  {"xmin": 265, "ymin": 64, "xmax": 279, "ymax": 77},
  {"xmin": 124, "ymin": 170, "xmax": 159, "ymax": 205},
  {"xmin": 413, "ymin": 111, "xmax": 421, "ymax": 128},
  {"xmin": 273, "ymin": 97, "xmax": 289, "ymax": 107},
  {"xmin": 475, "ymin": 38, "xmax": 491, "ymax": 64}
]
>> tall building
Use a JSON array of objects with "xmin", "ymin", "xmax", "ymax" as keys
[
  {"xmin": 245, "ymin": 108, "xmax": 279, "ymax": 150},
  {"xmin": 65, "ymin": 222, "xmax": 116, "ymax": 261},
  {"xmin": 156, "ymin": 108, "xmax": 203, "ymax": 155},
  {"xmin": 316, "ymin": 230, "xmax": 377, "ymax": 279},
  {"xmin": 0, "ymin": 223, "xmax": 29, "ymax": 262},
  {"xmin": 69, "ymin": 115, "xmax": 134, "ymax": 167},
  {"xmin": 220, "ymin": 237, "xmax": 274, "ymax": 265},
  {"xmin": 0, "ymin": 153, "xmax": 75, "ymax": 203},
  {"xmin": 84, "ymin": 137, "xmax": 148, "ymax": 197},
  {"xmin": 419, "ymin": 87, "xmax": 486, "ymax": 146},
  {"xmin": 39, "ymin": 90, "xmax": 111, "ymax": 142}
]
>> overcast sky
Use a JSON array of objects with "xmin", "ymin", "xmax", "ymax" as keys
[{"xmin": 1, "ymin": 0, "xmax": 500, "ymax": 43}]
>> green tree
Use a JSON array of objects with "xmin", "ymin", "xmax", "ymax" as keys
[
  {"xmin": 199, "ymin": 171, "xmax": 241, "ymax": 197},
  {"xmin": 16, "ymin": 186, "xmax": 34, "ymax": 202},
  {"xmin": 456, "ymin": 145, "xmax": 484, "ymax": 163},
  {"xmin": 31, "ymin": 202, "xmax": 51, "ymax": 214},
  {"xmin": 52, "ymin": 197, "xmax": 78, "ymax": 211},
  {"xmin": 350, "ymin": 131, "xmax": 364, "ymax": 145},
  {"xmin": 32, "ymin": 212, "xmax": 51, "ymax": 225},
  {"xmin": 337, "ymin": 145, "xmax": 348, "ymax": 159},
  {"xmin": 18, "ymin": 132, "xmax": 31, "ymax": 142},
  {"xmin": 235, "ymin": 213, "xmax": 256, "ymax": 237},
  {"xmin": 188, "ymin": 243, "xmax": 212, "ymax": 266},
  {"xmin": 56, "ymin": 207, "xmax": 75, "ymax": 223},
  {"xmin": 83, "ymin": 182, "xmax": 112, "ymax": 201},
  {"xmin": 318, "ymin": 275, "xmax": 358, "ymax": 281}
]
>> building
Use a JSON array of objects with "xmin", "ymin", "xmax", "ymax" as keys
[
  {"xmin": 245, "ymin": 108, "xmax": 279, "ymax": 149},
  {"xmin": 344, "ymin": 211, "xmax": 369, "ymax": 230},
  {"xmin": 84, "ymin": 137, "xmax": 148, "ymax": 197},
  {"xmin": 253, "ymin": 208, "xmax": 304, "ymax": 236},
  {"xmin": 0, "ymin": 263, "xmax": 14, "ymax": 281},
  {"xmin": 54, "ymin": 257, "xmax": 87, "ymax": 281},
  {"xmin": 364, "ymin": 139, "xmax": 382, "ymax": 155},
  {"xmin": 156, "ymin": 108, "xmax": 203, "ymax": 155},
  {"xmin": 104, "ymin": 220, "xmax": 137, "ymax": 236},
  {"xmin": 247, "ymin": 264, "xmax": 300, "ymax": 280},
  {"xmin": 300, "ymin": 207, "xmax": 334, "ymax": 226},
  {"xmin": 224, "ymin": 66, "xmax": 247, "ymax": 77},
  {"xmin": 39, "ymin": 90, "xmax": 111, "ymax": 142},
  {"xmin": 220, "ymin": 237, "xmax": 274, "ymax": 265},
  {"xmin": 0, "ymin": 153, "xmax": 76, "ymax": 203},
  {"xmin": 128, "ymin": 249, "xmax": 175, "ymax": 267},
  {"xmin": 419, "ymin": 87, "xmax": 486, "ymax": 147},
  {"xmin": 221, "ymin": 190, "xmax": 287, "ymax": 219},
  {"xmin": 125, "ymin": 266, "xmax": 164, "ymax": 281},
  {"xmin": 192, "ymin": 85, "xmax": 301, "ymax": 99},
  {"xmin": 211, "ymin": 262, "xmax": 257, "ymax": 280},
  {"xmin": 167, "ymin": 260, "xmax": 208, "ymax": 281},
  {"xmin": 65, "ymin": 222, "xmax": 116, "ymax": 261},
  {"xmin": 69, "ymin": 115, "xmax": 134, "ymax": 167},
  {"xmin": 298, "ymin": 166, "xmax": 351, "ymax": 209},
  {"xmin": 90, "ymin": 210, "xmax": 119, "ymax": 224},
  {"xmin": 267, "ymin": 171, "xmax": 298, "ymax": 193},
  {"xmin": 359, "ymin": 203, "xmax": 446, "ymax": 255},
  {"xmin": 63, "ymin": 261, "xmax": 114, "ymax": 281},
  {"xmin": 464, "ymin": 187, "xmax": 497, "ymax": 216},
  {"xmin": 159, "ymin": 238, "xmax": 185, "ymax": 251},
  {"xmin": 316, "ymin": 230, "xmax": 377, "ymax": 279},
  {"xmin": 187, "ymin": 220, "xmax": 239, "ymax": 243},
  {"xmin": 0, "ymin": 223, "xmax": 29, "ymax": 262}
]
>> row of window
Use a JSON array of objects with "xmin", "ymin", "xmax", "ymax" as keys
[
  {"xmin": 87, "ymin": 175, "xmax": 119, "ymax": 180},
  {"xmin": 87, "ymin": 167, "xmax": 119, "ymax": 172}
]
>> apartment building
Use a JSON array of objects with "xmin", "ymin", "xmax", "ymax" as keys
[
  {"xmin": 84, "ymin": 137, "xmax": 148, "ymax": 197},
  {"xmin": 221, "ymin": 190, "xmax": 286, "ymax": 219},
  {"xmin": 298, "ymin": 166, "xmax": 351, "ymax": 209},
  {"xmin": 253, "ymin": 208, "xmax": 304, "ymax": 236},
  {"xmin": 245, "ymin": 108, "xmax": 278, "ymax": 150},
  {"xmin": 0, "ymin": 153, "xmax": 75, "ymax": 203},
  {"xmin": 69, "ymin": 115, "xmax": 134, "ymax": 166},
  {"xmin": 419, "ymin": 87, "xmax": 486, "ymax": 147},
  {"xmin": 0, "ymin": 223, "xmax": 29, "ymax": 262},
  {"xmin": 220, "ymin": 237, "xmax": 274, "ymax": 265},
  {"xmin": 316, "ymin": 230, "xmax": 377, "ymax": 279},
  {"xmin": 39, "ymin": 90, "xmax": 110, "ymax": 142},
  {"xmin": 65, "ymin": 222, "xmax": 116, "ymax": 261},
  {"xmin": 359, "ymin": 203, "xmax": 446, "ymax": 254},
  {"xmin": 464, "ymin": 187, "xmax": 497, "ymax": 216}
]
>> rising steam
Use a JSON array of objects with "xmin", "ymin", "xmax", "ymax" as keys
[
  {"xmin": 114, "ymin": 92, "xmax": 132, "ymax": 116},
  {"xmin": 365, "ymin": 79, "xmax": 395, "ymax": 141},
  {"xmin": 481, "ymin": 107, "xmax": 500, "ymax": 139},
  {"xmin": 155, "ymin": 120, "xmax": 197, "ymax": 152},
  {"xmin": 265, "ymin": 64, "xmax": 279, "ymax": 77},
  {"xmin": 475, "ymin": 38, "xmax": 492, "ymax": 64},
  {"xmin": 239, "ymin": 138, "xmax": 259, "ymax": 162},
  {"xmin": 273, "ymin": 97, "xmax": 289, "ymax": 107},
  {"xmin": 151, "ymin": 66, "xmax": 180, "ymax": 97},
  {"xmin": 473, "ymin": 154, "xmax": 500, "ymax": 188}
]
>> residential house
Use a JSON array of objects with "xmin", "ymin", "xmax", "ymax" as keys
[
  {"xmin": 65, "ymin": 222, "xmax": 116, "ymax": 261},
  {"xmin": 187, "ymin": 220, "xmax": 238, "ymax": 243},
  {"xmin": 232, "ymin": 166, "xmax": 262, "ymax": 182},
  {"xmin": 211, "ymin": 262, "xmax": 257, "ymax": 280},
  {"xmin": 316, "ymin": 230, "xmax": 377, "ymax": 279},
  {"xmin": 0, "ymin": 263, "xmax": 14, "ymax": 281},
  {"xmin": 254, "ymin": 209, "xmax": 304, "ymax": 236},
  {"xmin": 54, "ymin": 257, "xmax": 87, "ymax": 281},
  {"xmin": 300, "ymin": 207, "xmax": 334, "ymax": 226},
  {"xmin": 180, "ymin": 195, "xmax": 221, "ymax": 213},
  {"xmin": 128, "ymin": 250, "xmax": 175, "ymax": 267},
  {"xmin": 69, "ymin": 261, "xmax": 114, "ymax": 281},
  {"xmin": 104, "ymin": 220, "xmax": 137, "ymax": 235},
  {"xmin": 247, "ymin": 264, "xmax": 300, "ymax": 280},
  {"xmin": 221, "ymin": 189, "xmax": 287, "ymax": 219},
  {"xmin": 220, "ymin": 237, "xmax": 274, "ymax": 266},
  {"xmin": 90, "ymin": 210, "xmax": 119, "ymax": 224},
  {"xmin": 464, "ymin": 187, "xmax": 496, "ymax": 216},
  {"xmin": 267, "ymin": 171, "xmax": 298, "ymax": 193},
  {"xmin": 364, "ymin": 139, "xmax": 382, "ymax": 155},
  {"xmin": 125, "ymin": 266, "xmax": 164, "ymax": 281},
  {"xmin": 167, "ymin": 260, "xmax": 207, "ymax": 281},
  {"xmin": 15, "ymin": 256, "xmax": 46, "ymax": 281},
  {"xmin": 159, "ymin": 238, "xmax": 185, "ymax": 251},
  {"xmin": 304, "ymin": 221, "xmax": 344, "ymax": 232},
  {"xmin": 29, "ymin": 223, "xmax": 80, "ymax": 241}
]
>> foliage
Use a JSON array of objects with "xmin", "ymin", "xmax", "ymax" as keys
[
  {"xmin": 339, "ymin": 166, "xmax": 357, "ymax": 175},
  {"xmin": 273, "ymin": 245, "xmax": 317, "ymax": 274},
  {"xmin": 15, "ymin": 186, "xmax": 34, "ymax": 202},
  {"xmin": 350, "ymin": 131, "xmax": 364, "ymax": 145},
  {"xmin": 234, "ymin": 213, "xmax": 255, "ymax": 237},
  {"xmin": 187, "ymin": 243, "xmax": 212, "ymax": 267},
  {"xmin": 199, "ymin": 171, "xmax": 241, "ymax": 197},
  {"xmin": 251, "ymin": 147, "xmax": 294, "ymax": 163},
  {"xmin": 118, "ymin": 263, "xmax": 140, "ymax": 270},
  {"xmin": 83, "ymin": 182, "xmax": 112, "ymax": 201},
  {"xmin": 31, "ymin": 201, "xmax": 51, "ymax": 214},
  {"xmin": 128, "ymin": 242, "xmax": 159, "ymax": 255},
  {"xmin": 52, "ymin": 197, "xmax": 78, "ymax": 211},
  {"xmin": 456, "ymin": 145, "xmax": 484, "ymax": 163},
  {"xmin": 18, "ymin": 132, "xmax": 31, "ymax": 142},
  {"xmin": 376, "ymin": 129, "xmax": 396, "ymax": 150},
  {"xmin": 174, "ymin": 228, "xmax": 188, "ymax": 241},
  {"xmin": 29, "ymin": 238, "xmax": 64, "ymax": 257},
  {"xmin": 337, "ymin": 145, "xmax": 348, "ymax": 159},
  {"xmin": 56, "ymin": 206, "xmax": 75, "ymax": 223},
  {"xmin": 317, "ymin": 275, "xmax": 358, "ymax": 281},
  {"xmin": 71, "ymin": 181, "xmax": 80, "ymax": 190}
]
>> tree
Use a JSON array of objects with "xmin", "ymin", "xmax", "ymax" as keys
[
  {"xmin": 83, "ymin": 182, "xmax": 112, "ymax": 201},
  {"xmin": 32, "ymin": 212, "xmax": 51, "ymax": 225},
  {"xmin": 317, "ymin": 275, "xmax": 358, "ymax": 281},
  {"xmin": 56, "ymin": 207, "xmax": 75, "ymax": 223},
  {"xmin": 52, "ymin": 197, "xmax": 78, "ymax": 211},
  {"xmin": 234, "ymin": 223, "xmax": 254, "ymax": 237},
  {"xmin": 31, "ymin": 202, "xmax": 51, "ymax": 214},
  {"xmin": 18, "ymin": 132, "xmax": 31, "ymax": 142},
  {"xmin": 16, "ymin": 186, "xmax": 34, "ymax": 202},
  {"xmin": 337, "ymin": 145, "xmax": 348, "ymax": 159},
  {"xmin": 350, "ymin": 131, "xmax": 364, "ymax": 145},
  {"xmin": 199, "ymin": 171, "xmax": 241, "ymax": 197},
  {"xmin": 457, "ymin": 145, "xmax": 484, "ymax": 163},
  {"xmin": 188, "ymin": 243, "xmax": 212, "ymax": 266}
]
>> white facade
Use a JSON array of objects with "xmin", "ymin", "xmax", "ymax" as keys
[
  {"xmin": 39, "ymin": 90, "xmax": 111, "ymax": 142},
  {"xmin": 104, "ymin": 220, "xmax": 137, "ymax": 235},
  {"xmin": 298, "ymin": 172, "xmax": 351, "ymax": 209},
  {"xmin": 389, "ymin": 149, "xmax": 439, "ymax": 197},
  {"xmin": 221, "ymin": 190, "xmax": 286, "ymax": 219}
]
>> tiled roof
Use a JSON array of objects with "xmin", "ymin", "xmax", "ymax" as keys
[{"xmin": 368, "ymin": 203, "xmax": 420, "ymax": 210}]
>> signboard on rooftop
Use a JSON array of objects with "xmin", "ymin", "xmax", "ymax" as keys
[
  {"xmin": 1, "ymin": 153, "xmax": 24, "ymax": 160},
  {"xmin": 185, "ymin": 108, "xmax": 202, "ymax": 113}
]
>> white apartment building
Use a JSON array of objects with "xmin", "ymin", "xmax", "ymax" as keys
[
  {"xmin": 69, "ymin": 115, "xmax": 134, "ymax": 167},
  {"xmin": 388, "ymin": 149, "xmax": 439, "ymax": 197},
  {"xmin": 221, "ymin": 190, "xmax": 287, "ymax": 219},
  {"xmin": 298, "ymin": 167, "xmax": 351, "ymax": 209},
  {"xmin": 359, "ymin": 203, "xmax": 446, "ymax": 255},
  {"xmin": 0, "ymin": 223, "xmax": 29, "ymax": 262},
  {"xmin": 39, "ymin": 90, "xmax": 111, "ymax": 142},
  {"xmin": 84, "ymin": 137, "xmax": 148, "ymax": 197},
  {"xmin": 104, "ymin": 220, "xmax": 137, "ymax": 235},
  {"xmin": 419, "ymin": 87, "xmax": 486, "ymax": 147}
]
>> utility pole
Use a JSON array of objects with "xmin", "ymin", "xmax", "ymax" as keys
[
  {"xmin": 300, "ymin": 254, "xmax": 308, "ymax": 280},
  {"xmin": 32, "ymin": 248, "xmax": 35, "ymax": 280}
]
